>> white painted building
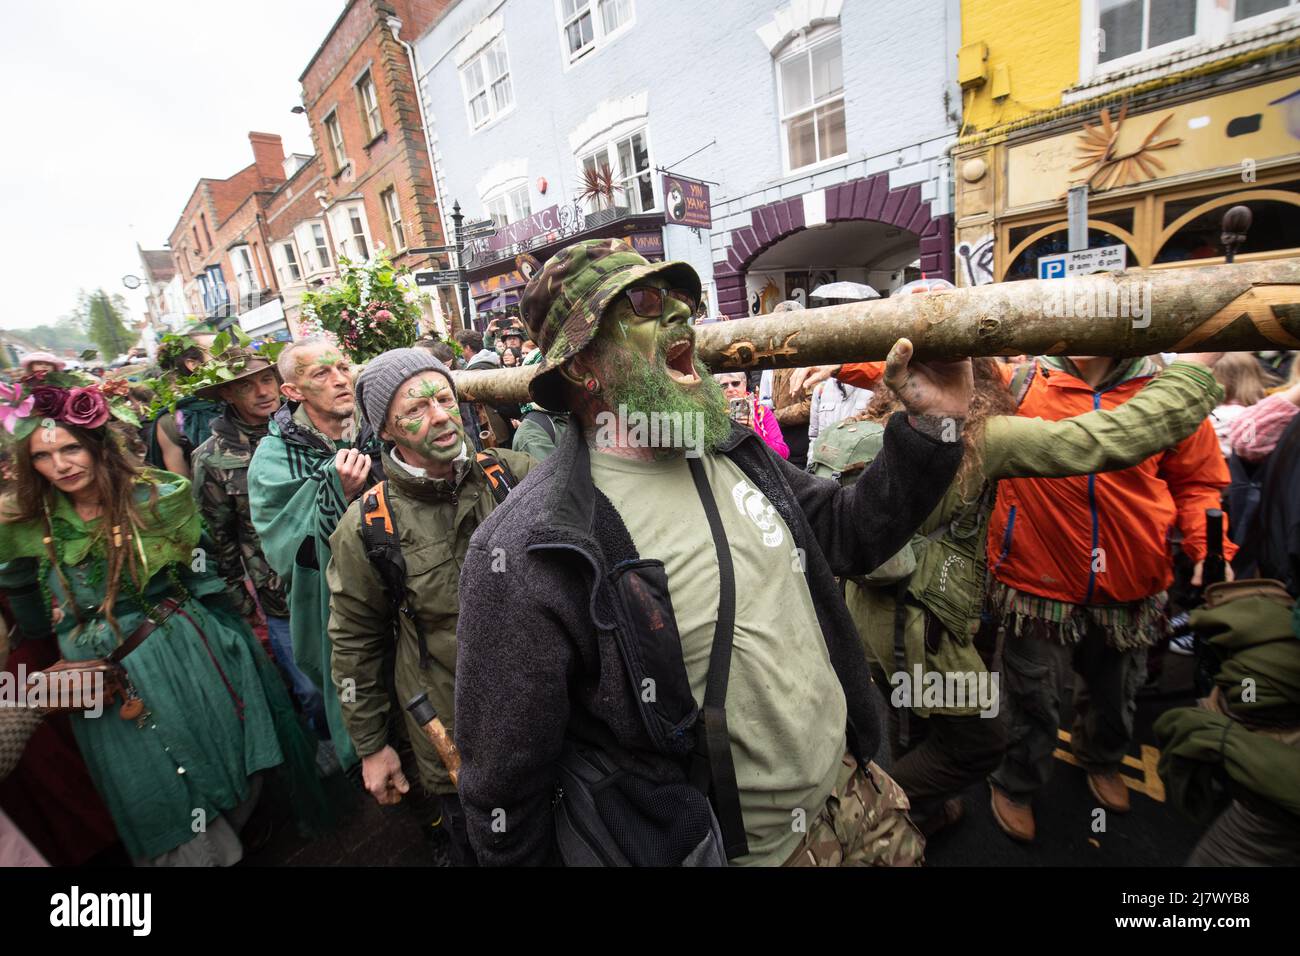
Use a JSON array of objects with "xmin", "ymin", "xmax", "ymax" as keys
[{"xmin": 413, "ymin": 0, "xmax": 962, "ymax": 324}]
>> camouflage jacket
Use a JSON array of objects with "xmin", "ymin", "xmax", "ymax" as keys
[{"xmin": 191, "ymin": 405, "xmax": 288, "ymax": 619}]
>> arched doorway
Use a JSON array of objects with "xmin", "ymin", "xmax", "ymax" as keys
[
  {"xmin": 713, "ymin": 171, "xmax": 952, "ymax": 320},
  {"xmin": 743, "ymin": 220, "xmax": 925, "ymax": 313}
]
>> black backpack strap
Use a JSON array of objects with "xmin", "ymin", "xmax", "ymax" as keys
[
  {"xmin": 524, "ymin": 410, "xmax": 557, "ymax": 443},
  {"xmin": 685, "ymin": 456, "xmax": 749, "ymax": 861},
  {"xmin": 476, "ymin": 451, "xmax": 518, "ymax": 506},
  {"xmin": 361, "ymin": 481, "xmax": 432, "ymax": 670},
  {"xmin": 892, "ymin": 578, "xmax": 911, "ymax": 748}
]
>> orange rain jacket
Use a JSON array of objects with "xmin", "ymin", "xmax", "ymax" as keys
[{"xmin": 985, "ymin": 357, "xmax": 1235, "ymax": 606}]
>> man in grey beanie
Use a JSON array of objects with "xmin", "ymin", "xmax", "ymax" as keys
[{"xmin": 325, "ymin": 347, "xmax": 534, "ymax": 864}]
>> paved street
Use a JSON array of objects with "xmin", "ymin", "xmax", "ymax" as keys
[
  {"xmin": 243, "ymin": 650, "xmax": 1207, "ymax": 868},
  {"xmin": 926, "ymin": 651, "xmax": 1204, "ymax": 867}
]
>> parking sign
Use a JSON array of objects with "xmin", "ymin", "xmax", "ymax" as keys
[{"xmin": 1037, "ymin": 244, "xmax": 1127, "ymax": 279}]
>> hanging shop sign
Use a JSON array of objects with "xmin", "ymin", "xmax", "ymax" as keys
[{"xmin": 662, "ymin": 174, "xmax": 712, "ymax": 229}]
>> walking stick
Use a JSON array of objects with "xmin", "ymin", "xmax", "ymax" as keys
[{"xmin": 405, "ymin": 692, "xmax": 461, "ymax": 787}]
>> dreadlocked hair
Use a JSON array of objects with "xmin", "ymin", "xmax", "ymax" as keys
[
  {"xmin": 857, "ymin": 358, "xmax": 1016, "ymax": 502},
  {"xmin": 6, "ymin": 423, "xmax": 160, "ymax": 642}
]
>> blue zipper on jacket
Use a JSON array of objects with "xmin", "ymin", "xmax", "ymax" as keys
[
  {"xmin": 1082, "ymin": 382, "xmax": 1125, "ymax": 604},
  {"xmin": 990, "ymin": 505, "xmax": 1016, "ymax": 574}
]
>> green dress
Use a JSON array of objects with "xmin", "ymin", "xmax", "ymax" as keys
[{"xmin": 0, "ymin": 472, "xmax": 322, "ymax": 861}]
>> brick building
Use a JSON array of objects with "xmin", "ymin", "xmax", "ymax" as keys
[
  {"xmin": 295, "ymin": 0, "xmax": 457, "ymax": 331},
  {"xmin": 167, "ymin": 131, "xmax": 293, "ymax": 339},
  {"xmin": 262, "ymin": 152, "xmax": 334, "ymax": 336}
]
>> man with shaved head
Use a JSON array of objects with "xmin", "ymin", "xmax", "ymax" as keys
[{"xmin": 249, "ymin": 336, "xmax": 383, "ymax": 770}]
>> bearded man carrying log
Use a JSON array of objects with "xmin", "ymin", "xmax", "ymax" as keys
[{"xmin": 452, "ymin": 237, "xmax": 976, "ymax": 867}]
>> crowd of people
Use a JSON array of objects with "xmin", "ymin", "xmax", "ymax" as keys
[{"xmin": 1, "ymin": 237, "xmax": 1298, "ymax": 868}]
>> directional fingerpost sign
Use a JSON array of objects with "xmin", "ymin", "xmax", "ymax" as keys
[
  {"xmin": 414, "ymin": 269, "xmax": 463, "ymax": 287},
  {"xmin": 407, "ymin": 245, "xmax": 457, "ymax": 255},
  {"xmin": 460, "ymin": 219, "xmax": 498, "ymax": 240}
]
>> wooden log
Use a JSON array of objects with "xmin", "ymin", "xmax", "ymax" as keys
[{"xmin": 452, "ymin": 257, "xmax": 1300, "ymax": 403}]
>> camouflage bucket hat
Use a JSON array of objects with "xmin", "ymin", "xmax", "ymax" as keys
[
  {"xmin": 521, "ymin": 237, "xmax": 702, "ymax": 411},
  {"xmin": 192, "ymin": 346, "xmax": 281, "ymax": 401}
]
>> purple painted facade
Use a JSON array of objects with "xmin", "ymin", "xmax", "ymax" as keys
[{"xmin": 713, "ymin": 171, "xmax": 952, "ymax": 321}]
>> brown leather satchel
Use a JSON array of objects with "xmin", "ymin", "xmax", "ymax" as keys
[{"xmin": 24, "ymin": 597, "xmax": 182, "ymax": 719}]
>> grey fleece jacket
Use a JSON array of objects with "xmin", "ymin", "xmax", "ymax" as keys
[{"xmin": 453, "ymin": 413, "xmax": 962, "ymax": 865}]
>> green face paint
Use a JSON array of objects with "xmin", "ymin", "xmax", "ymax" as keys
[
  {"xmin": 591, "ymin": 325, "xmax": 731, "ymax": 456},
  {"xmin": 388, "ymin": 371, "xmax": 465, "ymax": 468},
  {"xmin": 603, "ymin": 275, "xmax": 692, "ymax": 362}
]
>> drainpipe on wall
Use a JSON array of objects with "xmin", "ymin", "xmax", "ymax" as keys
[{"xmin": 387, "ymin": 14, "xmax": 455, "ymax": 332}]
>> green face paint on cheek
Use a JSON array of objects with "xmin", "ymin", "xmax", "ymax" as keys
[
  {"xmin": 611, "ymin": 299, "xmax": 659, "ymax": 359},
  {"xmin": 417, "ymin": 415, "xmax": 464, "ymax": 462},
  {"xmin": 389, "ymin": 373, "xmax": 466, "ymax": 464}
]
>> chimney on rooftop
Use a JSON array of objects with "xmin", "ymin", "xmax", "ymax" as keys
[{"xmin": 248, "ymin": 132, "xmax": 286, "ymax": 186}]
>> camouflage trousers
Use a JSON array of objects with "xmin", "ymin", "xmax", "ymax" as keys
[{"xmin": 783, "ymin": 755, "xmax": 925, "ymax": 867}]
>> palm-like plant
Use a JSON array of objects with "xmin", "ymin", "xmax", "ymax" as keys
[{"xmin": 578, "ymin": 162, "xmax": 619, "ymax": 211}]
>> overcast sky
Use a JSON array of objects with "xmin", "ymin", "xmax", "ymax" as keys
[{"xmin": 0, "ymin": 1, "xmax": 347, "ymax": 331}]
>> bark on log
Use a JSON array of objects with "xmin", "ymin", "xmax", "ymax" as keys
[{"xmin": 452, "ymin": 257, "xmax": 1300, "ymax": 403}]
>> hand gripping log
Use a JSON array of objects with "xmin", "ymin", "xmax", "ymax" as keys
[{"xmin": 451, "ymin": 257, "xmax": 1300, "ymax": 404}]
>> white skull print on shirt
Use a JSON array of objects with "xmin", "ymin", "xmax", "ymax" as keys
[{"xmin": 731, "ymin": 479, "xmax": 785, "ymax": 548}]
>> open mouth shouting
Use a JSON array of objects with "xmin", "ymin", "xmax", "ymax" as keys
[{"xmin": 664, "ymin": 336, "xmax": 700, "ymax": 386}]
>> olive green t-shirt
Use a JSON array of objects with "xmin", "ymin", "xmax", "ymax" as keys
[{"xmin": 589, "ymin": 448, "xmax": 850, "ymax": 865}]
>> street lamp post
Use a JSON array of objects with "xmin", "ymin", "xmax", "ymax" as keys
[
  {"xmin": 122, "ymin": 273, "xmax": 159, "ymax": 361},
  {"xmin": 451, "ymin": 201, "xmax": 473, "ymax": 331}
]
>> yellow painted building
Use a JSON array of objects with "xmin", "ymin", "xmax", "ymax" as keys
[
  {"xmin": 953, "ymin": 0, "xmax": 1300, "ymax": 286},
  {"xmin": 959, "ymin": 0, "xmax": 1080, "ymax": 134}
]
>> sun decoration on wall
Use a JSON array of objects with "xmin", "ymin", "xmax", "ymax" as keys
[{"xmin": 1070, "ymin": 103, "xmax": 1183, "ymax": 192}]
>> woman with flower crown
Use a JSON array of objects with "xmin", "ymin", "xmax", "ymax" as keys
[{"xmin": 0, "ymin": 373, "xmax": 326, "ymax": 865}]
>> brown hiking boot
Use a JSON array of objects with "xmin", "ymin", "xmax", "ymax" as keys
[
  {"xmin": 989, "ymin": 782, "xmax": 1035, "ymax": 843},
  {"xmin": 1087, "ymin": 771, "xmax": 1131, "ymax": 813},
  {"xmin": 919, "ymin": 797, "xmax": 965, "ymax": 838}
]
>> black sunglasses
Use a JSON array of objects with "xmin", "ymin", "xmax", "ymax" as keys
[{"xmin": 622, "ymin": 285, "xmax": 699, "ymax": 318}]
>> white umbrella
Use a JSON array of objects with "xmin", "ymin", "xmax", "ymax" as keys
[{"xmin": 810, "ymin": 281, "xmax": 880, "ymax": 301}]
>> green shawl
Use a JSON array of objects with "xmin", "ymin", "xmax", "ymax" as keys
[{"xmin": 0, "ymin": 469, "xmax": 200, "ymax": 579}]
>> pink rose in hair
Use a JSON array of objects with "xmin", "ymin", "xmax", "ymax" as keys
[{"xmin": 62, "ymin": 387, "xmax": 110, "ymax": 429}]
